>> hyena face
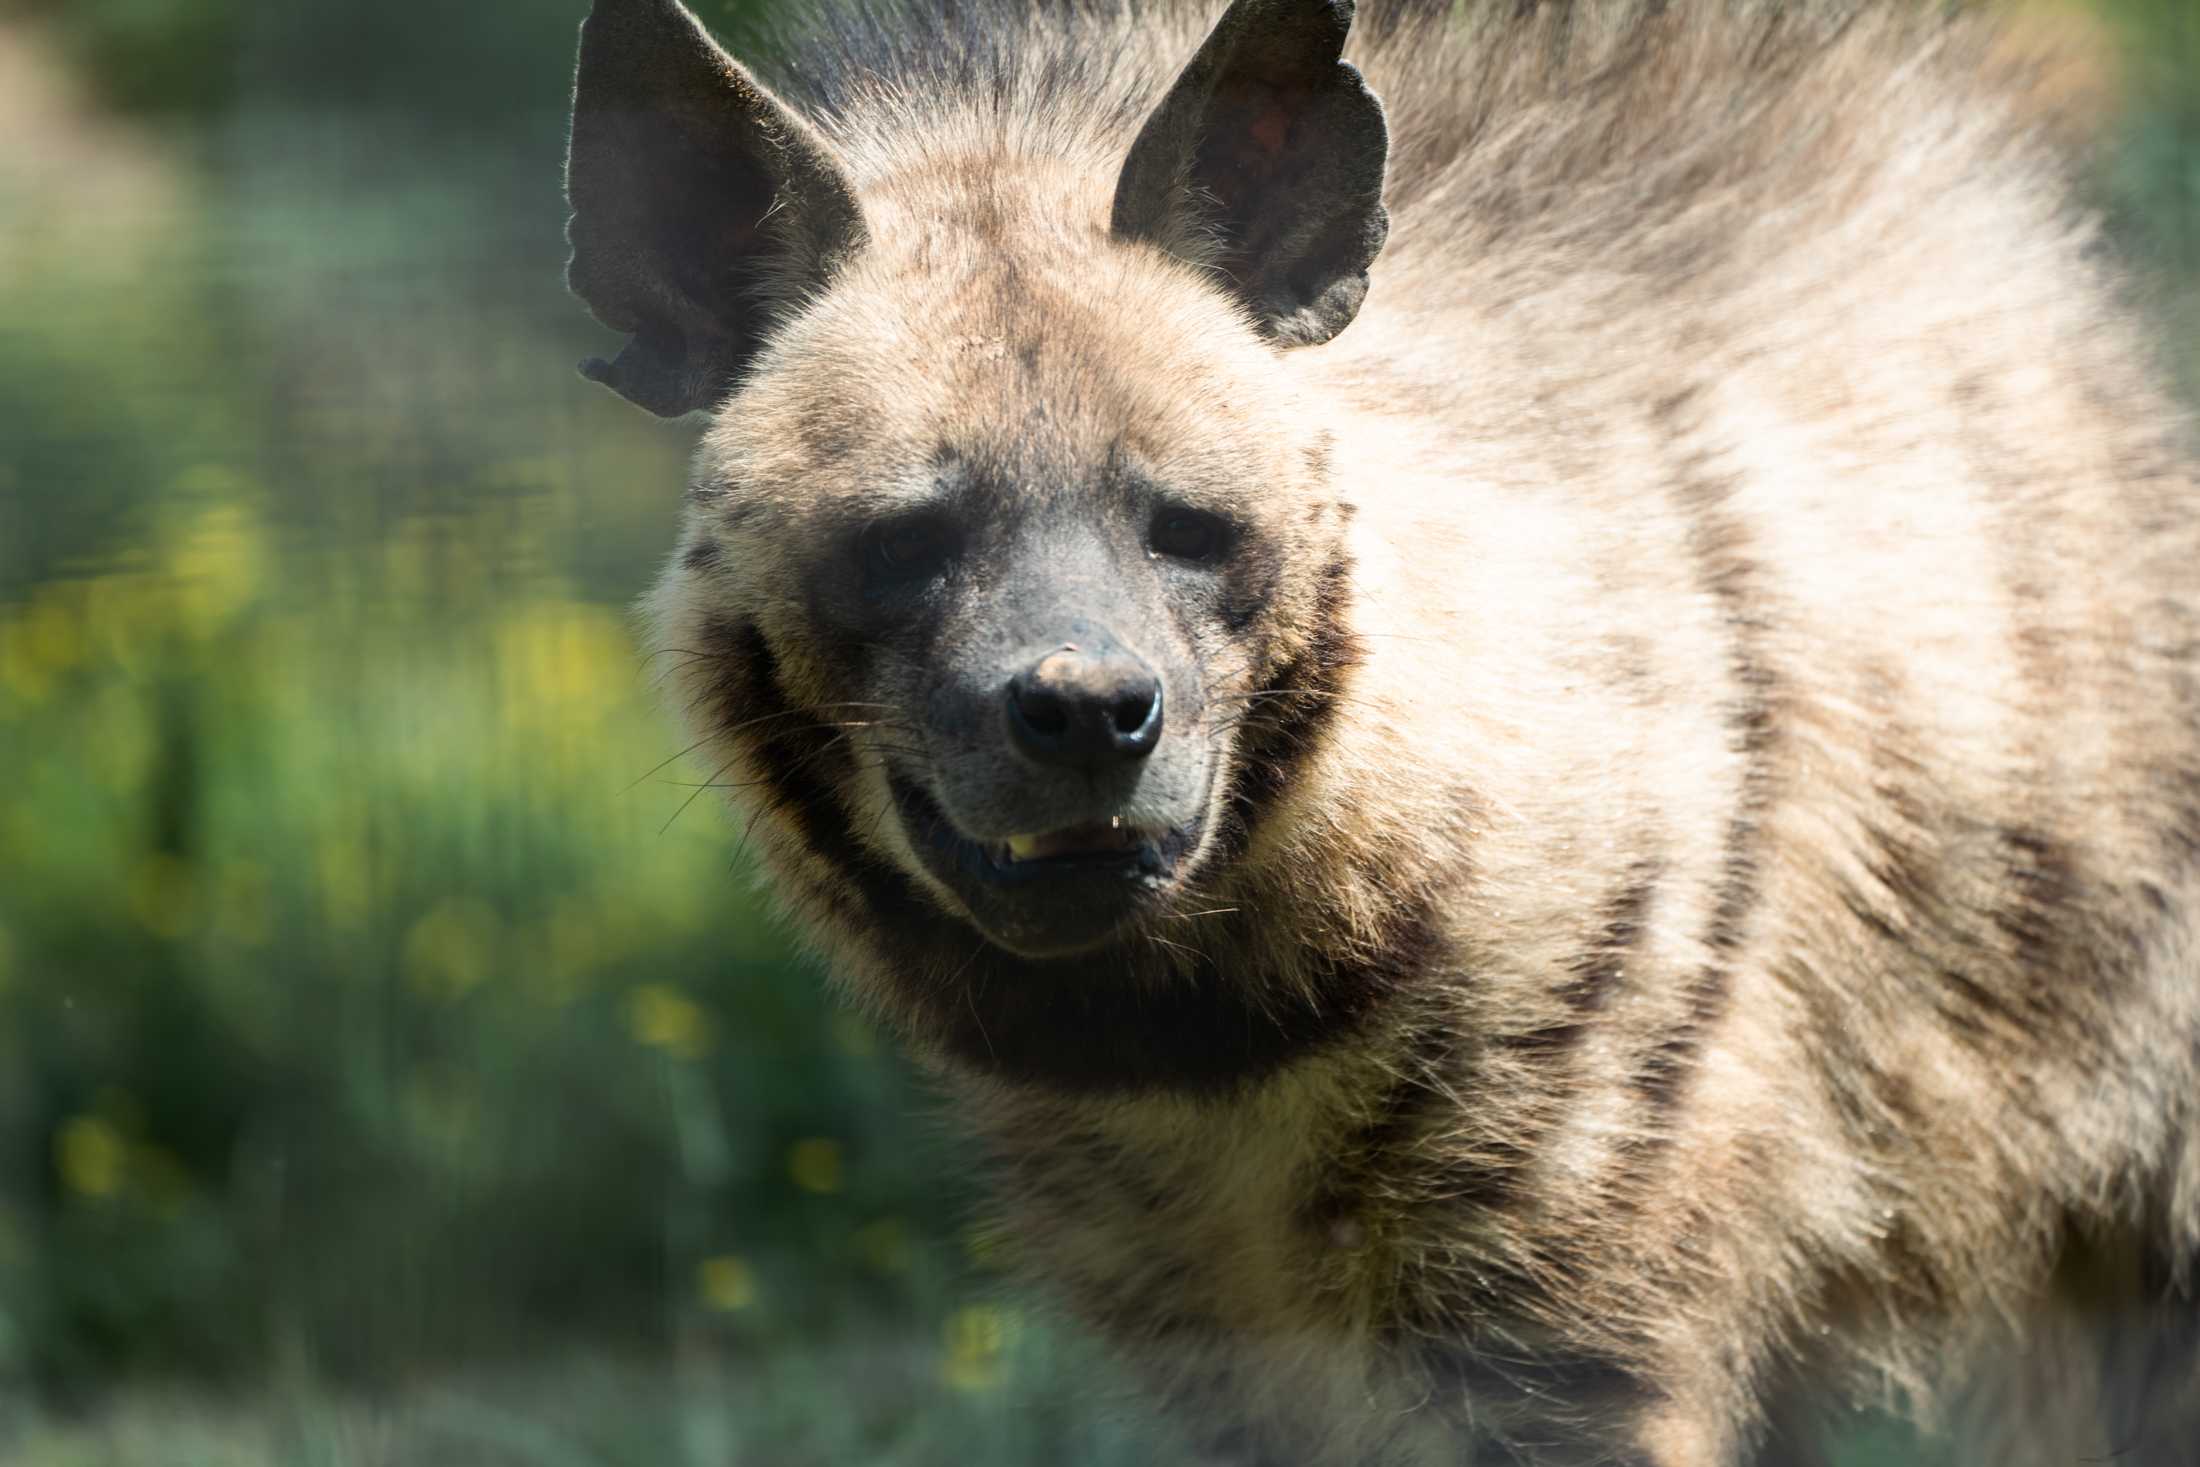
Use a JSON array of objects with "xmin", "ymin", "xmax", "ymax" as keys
[
  {"xmin": 694, "ymin": 279, "xmax": 1343, "ymax": 958},
  {"xmin": 567, "ymin": 0, "xmax": 1387, "ymax": 967}
]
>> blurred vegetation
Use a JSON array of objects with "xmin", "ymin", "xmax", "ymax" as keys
[{"xmin": 0, "ymin": 0, "xmax": 2191, "ymax": 1462}]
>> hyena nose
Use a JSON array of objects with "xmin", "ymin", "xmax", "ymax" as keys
[{"xmin": 1006, "ymin": 646, "xmax": 1165, "ymax": 769}]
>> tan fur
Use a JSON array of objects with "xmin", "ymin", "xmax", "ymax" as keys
[{"xmin": 579, "ymin": 1, "xmax": 2200, "ymax": 1461}]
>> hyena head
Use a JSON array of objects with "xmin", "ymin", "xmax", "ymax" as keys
[{"xmin": 566, "ymin": 0, "xmax": 1388, "ymax": 1083}]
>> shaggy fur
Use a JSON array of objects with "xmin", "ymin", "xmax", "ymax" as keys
[{"xmin": 563, "ymin": 1, "xmax": 2200, "ymax": 1461}]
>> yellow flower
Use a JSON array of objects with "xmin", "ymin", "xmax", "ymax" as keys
[
  {"xmin": 79, "ymin": 569, "xmax": 167, "ymax": 672},
  {"xmin": 18, "ymin": 596, "xmax": 81, "ymax": 676},
  {"xmin": 541, "ymin": 895, "xmax": 605, "ymax": 990},
  {"xmin": 55, "ymin": 1116, "xmax": 126, "ymax": 1199},
  {"xmin": 941, "ymin": 1305, "xmax": 1010, "ymax": 1391},
  {"xmin": 0, "ymin": 632, "xmax": 48, "ymax": 705},
  {"xmin": 787, "ymin": 1137, "xmax": 844, "ymax": 1195},
  {"xmin": 697, "ymin": 1254, "xmax": 757, "ymax": 1311},
  {"xmin": 625, "ymin": 983, "xmax": 714, "ymax": 1060},
  {"xmin": 855, "ymin": 1217, "xmax": 912, "ymax": 1275},
  {"xmin": 403, "ymin": 899, "xmax": 503, "ymax": 1001},
  {"xmin": 214, "ymin": 861, "xmax": 274, "ymax": 948},
  {"xmin": 316, "ymin": 836, "xmax": 374, "ymax": 931},
  {"xmin": 0, "ymin": 595, "xmax": 80, "ymax": 704},
  {"xmin": 495, "ymin": 600, "xmax": 634, "ymax": 725},
  {"xmin": 165, "ymin": 499, "xmax": 267, "ymax": 635},
  {"xmin": 128, "ymin": 854, "xmax": 198, "ymax": 940}
]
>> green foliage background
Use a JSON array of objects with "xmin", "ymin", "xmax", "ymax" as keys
[{"xmin": 0, "ymin": 0, "xmax": 2192, "ymax": 1461}]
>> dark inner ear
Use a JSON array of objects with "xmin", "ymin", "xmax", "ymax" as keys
[
  {"xmin": 1112, "ymin": 0, "xmax": 1389, "ymax": 348},
  {"xmin": 566, "ymin": 0, "xmax": 866, "ymax": 417}
]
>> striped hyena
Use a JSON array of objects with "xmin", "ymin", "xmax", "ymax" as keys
[{"xmin": 562, "ymin": 0, "xmax": 2200, "ymax": 1460}]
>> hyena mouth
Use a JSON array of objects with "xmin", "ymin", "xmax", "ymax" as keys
[
  {"xmin": 996, "ymin": 821, "xmax": 1141, "ymax": 864},
  {"xmin": 888, "ymin": 776, "xmax": 1202, "ymax": 955},
  {"xmin": 890, "ymin": 778, "xmax": 1194, "ymax": 884}
]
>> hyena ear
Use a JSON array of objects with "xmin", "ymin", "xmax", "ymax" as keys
[
  {"xmin": 1111, "ymin": 0, "xmax": 1389, "ymax": 347},
  {"xmin": 565, "ymin": 0, "xmax": 867, "ymax": 417}
]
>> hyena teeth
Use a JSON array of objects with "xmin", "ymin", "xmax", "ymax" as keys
[{"xmin": 568, "ymin": 0, "xmax": 2200, "ymax": 1460}]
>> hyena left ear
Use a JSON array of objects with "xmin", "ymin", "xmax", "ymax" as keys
[
  {"xmin": 1112, "ymin": 0, "xmax": 1389, "ymax": 347},
  {"xmin": 565, "ymin": 0, "xmax": 868, "ymax": 417}
]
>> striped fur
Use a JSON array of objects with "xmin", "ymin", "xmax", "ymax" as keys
[{"xmin": 567, "ymin": 1, "xmax": 2200, "ymax": 1460}]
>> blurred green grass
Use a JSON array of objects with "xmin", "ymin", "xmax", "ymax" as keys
[
  {"xmin": 0, "ymin": 0, "xmax": 2192, "ymax": 1461},
  {"xmin": 1, "ymin": 1339, "xmax": 1178, "ymax": 1467}
]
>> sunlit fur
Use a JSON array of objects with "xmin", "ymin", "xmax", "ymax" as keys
[{"xmin": 617, "ymin": 1, "xmax": 2200, "ymax": 1461}]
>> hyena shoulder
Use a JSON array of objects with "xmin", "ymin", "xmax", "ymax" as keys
[{"xmin": 563, "ymin": 1, "xmax": 2200, "ymax": 1461}]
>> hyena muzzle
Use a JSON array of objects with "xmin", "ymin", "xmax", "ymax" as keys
[{"xmin": 561, "ymin": 0, "xmax": 2200, "ymax": 1461}]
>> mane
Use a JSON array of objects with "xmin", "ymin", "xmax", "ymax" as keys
[{"xmin": 727, "ymin": 0, "xmax": 2085, "ymax": 288}]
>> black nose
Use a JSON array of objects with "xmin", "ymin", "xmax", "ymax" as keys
[{"xmin": 1005, "ymin": 644, "xmax": 1164, "ymax": 769}]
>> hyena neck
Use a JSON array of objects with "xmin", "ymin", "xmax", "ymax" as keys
[
  {"xmin": 955, "ymin": 995, "xmax": 1557, "ymax": 1455},
  {"xmin": 958, "ymin": 1038, "xmax": 1418, "ymax": 1321}
]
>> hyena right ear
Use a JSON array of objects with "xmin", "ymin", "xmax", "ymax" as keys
[
  {"xmin": 565, "ymin": 0, "xmax": 867, "ymax": 417},
  {"xmin": 1112, "ymin": 0, "xmax": 1389, "ymax": 347}
]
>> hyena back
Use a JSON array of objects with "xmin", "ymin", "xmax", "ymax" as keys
[{"xmin": 561, "ymin": 0, "xmax": 2200, "ymax": 1460}]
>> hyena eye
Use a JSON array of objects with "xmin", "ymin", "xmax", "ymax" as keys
[
  {"xmin": 860, "ymin": 514, "xmax": 958, "ymax": 585},
  {"xmin": 1148, "ymin": 507, "xmax": 1231, "ymax": 565}
]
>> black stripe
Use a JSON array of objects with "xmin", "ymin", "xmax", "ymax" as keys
[
  {"xmin": 1631, "ymin": 392, "xmax": 1778, "ymax": 1122},
  {"xmin": 1843, "ymin": 781, "xmax": 2126, "ymax": 1058},
  {"xmin": 1417, "ymin": 1338, "xmax": 1652, "ymax": 1420},
  {"xmin": 1633, "ymin": 805, "xmax": 1759, "ymax": 1115},
  {"xmin": 1396, "ymin": 1274, "xmax": 1657, "ymax": 1454},
  {"xmin": 1300, "ymin": 874, "xmax": 1661, "ymax": 1260},
  {"xmin": 1215, "ymin": 546, "xmax": 1363, "ymax": 862},
  {"xmin": 1453, "ymin": 863, "xmax": 1662, "ymax": 1212},
  {"xmin": 1217, "ymin": 532, "xmax": 1286, "ymax": 636},
  {"xmin": 1495, "ymin": 862, "xmax": 1660, "ymax": 1060},
  {"xmin": 698, "ymin": 616, "xmax": 884, "ymax": 931},
  {"xmin": 916, "ymin": 891, "xmax": 1440, "ymax": 1096},
  {"xmin": 702, "ymin": 618, "xmax": 858, "ymax": 846},
  {"xmin": 1299, "ymin": 1018, "xmax": 1462, "ymax": 1234},
  {"xmin": 1951, "ymin": 369, "xmax": 2149, "ymax": 1048},
  {"xmin": 1952, "ymin": 364, "xmax": 2068, "ymax": 708},
  {"xmin": 1982, "ymin": 824, "xmax": 2129, "ymax": 1049}
]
